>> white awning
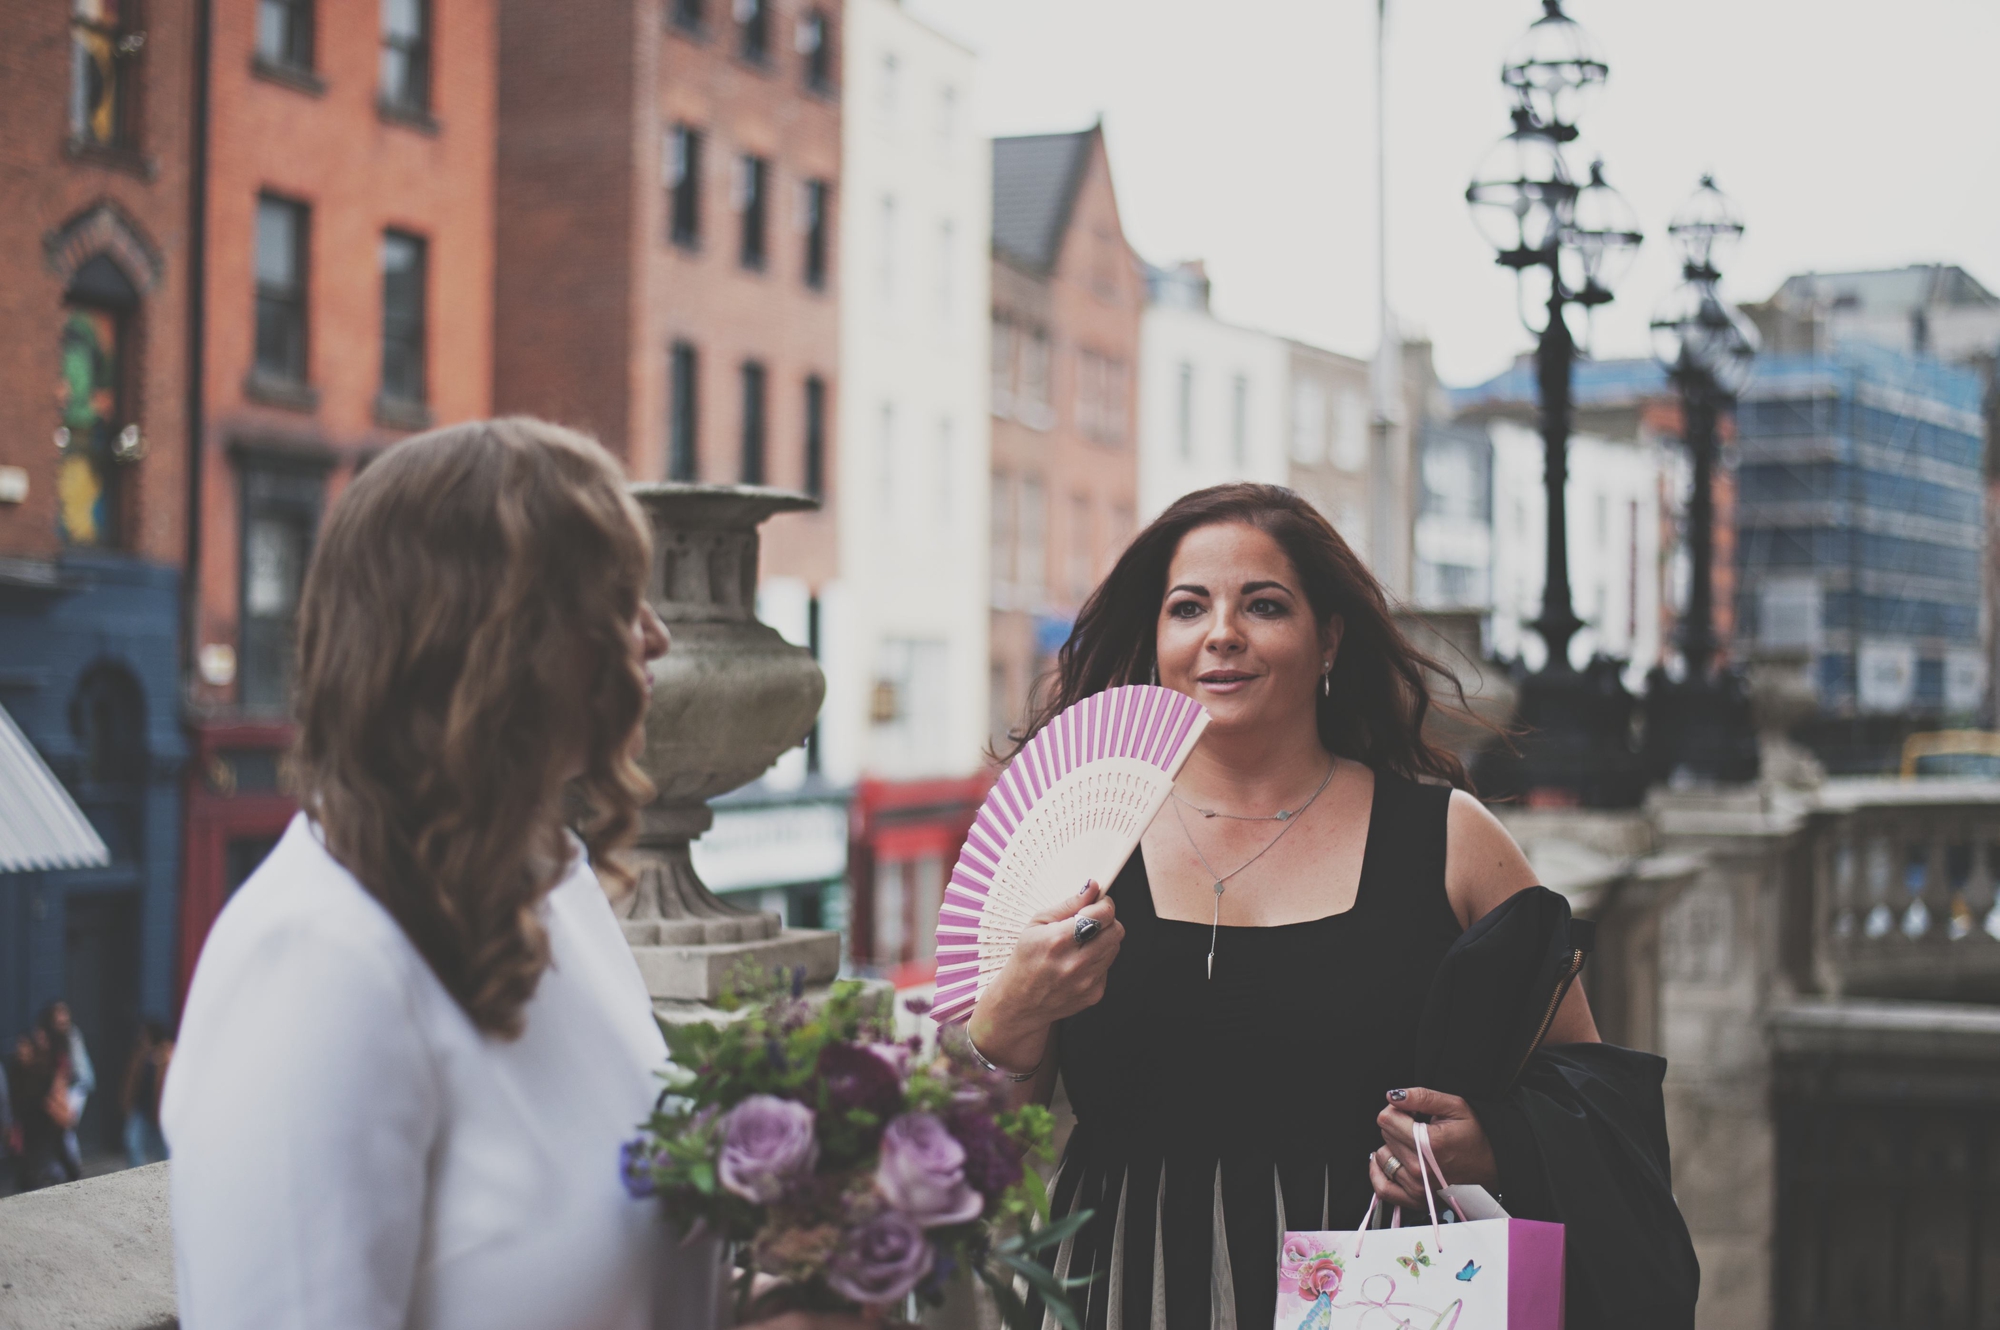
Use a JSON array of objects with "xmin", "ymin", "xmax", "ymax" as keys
[{"xmin": 0, "ymin": 701, "xmax": 109, "ymax": 873}]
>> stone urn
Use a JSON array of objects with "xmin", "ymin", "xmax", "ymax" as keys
[{"xmin": 620, "ymin": 483, "xmax": 843, "ymax": 1004}]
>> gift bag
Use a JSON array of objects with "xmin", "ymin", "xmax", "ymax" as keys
[{"xmin": 1275, "ymin": 1124, "xmax": 1564, "ymax": 1330}]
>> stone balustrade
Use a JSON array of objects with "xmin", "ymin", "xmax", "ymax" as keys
[
  {"xmin": 0, "ymin": 1162, "xmax": 175, "ymax": 1328},
  {"xmin": 1801, "ymin": 778, "xmax": 2000, "ymax": 1002}
]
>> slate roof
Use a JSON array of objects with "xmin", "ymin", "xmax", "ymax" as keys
[
  {"xmin": 991, "ymin": 129, "xmax": 1094, "ymax": 274},
  {"xmin": 1770, "ymin": 264, "xmax": 1998, "ymax": 315}
]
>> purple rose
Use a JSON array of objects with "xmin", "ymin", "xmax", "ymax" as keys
[
  {"xmin": 818, "ymin": 1042, "xmax": 903, "ymax": 1121},
  {"xmin": 876, "ymin": 1113, "xmax": 984, "ymax": 1227},
  {"xmin": 619, "ymin": 1138, "xmax": 658, "ymax": 1199},
  {"xmin": 866, "ymin": 1042, "xmax": 912, "ymax": 1077},
  {"xmin": 718, "ymin": 1095, "xmax": 819, "ymax": 1203},
  {"xmin": 827, "ymin": 1209, "xmax": 936, "ymax": 1306},
  {"xmin": 946, "ymin": 1108, "xmax": 1023, "ymax": 1197}
]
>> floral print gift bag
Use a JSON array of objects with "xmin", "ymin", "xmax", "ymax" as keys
[{"xmin": 1274, "ymin": 1124, "xmax": 1564, "ymax": 1330}]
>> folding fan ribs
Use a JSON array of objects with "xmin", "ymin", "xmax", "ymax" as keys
[{"xmin": 930, "ymin": 685, "xmax": 1211, "ymax": 1025}]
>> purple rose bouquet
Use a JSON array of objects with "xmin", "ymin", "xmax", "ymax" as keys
[{"xmin": 625, "ymin": 974, "xmax": 1093, "ymax": 1330}]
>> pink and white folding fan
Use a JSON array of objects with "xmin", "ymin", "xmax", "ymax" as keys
[{"xmin": 930, "ymin": 684, "xmax": 1210, "ymax": 1025}]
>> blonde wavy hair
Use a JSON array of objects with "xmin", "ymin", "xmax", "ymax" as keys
[{"xmin": 291, "ymin": 417, "xmax": 655, "ymax": 1038}]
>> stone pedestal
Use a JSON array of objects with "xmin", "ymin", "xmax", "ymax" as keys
[{"xmin": 621, "ymin": 483, "xmax": 844, "ymax": 1005}]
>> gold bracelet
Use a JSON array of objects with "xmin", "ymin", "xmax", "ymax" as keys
[{"xmin": 965, "ymin": 1027, "xmax": 1041, "ymax": 1083}]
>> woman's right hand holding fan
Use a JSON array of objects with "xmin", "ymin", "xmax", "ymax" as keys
[{"xmin": 965, "ymin": 880, "xmax": 1122, "ymax": 1089}]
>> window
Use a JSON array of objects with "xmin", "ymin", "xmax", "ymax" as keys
[
  {"xmin": 669, "ymin": 342, "xmax": 699, "ymax": 480},
  {"xmin": 70, "ymin": 0, "xmax": 138, "ymax": 149},
  {"xmin": 1018, "ymin": 329, "xmax": 1051, "ymax": 426},
  {"xmin": 877, "ymin": 195, "xmax": 897, "ymax": 305},
  {"xmin": 879, "ymin": 51, "xmax": 900, "ymax": 116},
  {"xmin": 1291, "ymin": 380, "xmax": 1327, "ymax": 464},
  {"xmin": 1076, "ymin": 351, "xmax": 1127, "ymax": 445},
  {"xmin": 736, "ymin": 0, "xmax": 768, "ymax": 62},
  {"xmin": 1230, "ymin": 374, "xmax": 1249, "ymax": 465},
  {"xmin": 739, "ymin": 360, "xmax": 766, "ymax": 483},
  {"xmin": 254, "ymin": 195, "xmax": 309, "ymax": 384},
  {"xmin": 798, "ymin": 9, "xmax": 831, "ymax": 92},
  {"xmin": 802, "ymin": 179, "xmax": 829, "ymax": 289},
  {"xmin": 938, "ymin": 85, "xmax": 957, "ymax": 150},
  {"xmin": 737, "ymin": 155, "xmax": 768, "ymax": 270},
  {"xmin": 257, "ymin": 0, "xmax": 314, "ymax": 70},
  {"xmin": 379, "ymin": 231, "xmax": 426, "ymax": 406},
  {"xmin": 1176, "ymin": 363, "xmax": 1194, "ymax": 459},
  {"xmin": 990, "ymin": 317, "xmax": 1015, "ymax": 417},
  {"xmin": 56, "ymin": 260, "xmax": 139, "ymax": 550},
  {"xmin": 990, "ymin": 472, "xmax": 1014, "ymax": 598},
  {"xmin": 935, "ymin": 416, "xmax": 953, "ymax": 516},
  {"xmin": 876, "ymin": 402, "xmax": 895, "ymax": 511},
  {"xmin": 379, "ymin": 0, "xmax": 430, "ymax": 113},
  {"xmin": 803, "ymin": 375, "xmax": 826, "ymax": 499},
  {"xmin": 1068, "ymin": 494, "xmax": 1092, "ymax": 602},
  {"xmin": 668, "ymin": 125, "xmax": 703, "ymax": 248},
  {"xmin": 935, "ymin": 219, "xmax": 954, "ymax": 325},
  {"xmin": 238, "ymin": 460, "xmax": 324, "ymax": 711},
  {"xmin": 670, "ymin": 0, "xmax": 703, "ymax": 33},
  {"xmin": 1017, "ymin": 476, "xmax": 1046, "ymax": 595}
]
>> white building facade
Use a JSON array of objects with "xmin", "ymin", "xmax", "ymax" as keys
[
  {"xmin": 1136, "ymin": 264, "xmax": 1290, "ymax": 520},
  {"xmin": 1487, "ymin": 418, "xmax": 1664, "ymax": 684},
  {"xmin": 812, "ymin": 0, "xmax": 991, "ymax": 789}
]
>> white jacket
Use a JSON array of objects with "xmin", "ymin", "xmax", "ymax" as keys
[{"xmin": 164, "ymin": 815, "xmax": 669, "ymax": 1330}]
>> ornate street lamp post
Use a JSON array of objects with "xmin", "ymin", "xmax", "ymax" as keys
[
  {"xmin": 1466, "ymin": 0, "xmax": 1645, "ymax": 806},
  {"xmin": 1643, "ymin": 176, "xmax": 1760, "ymax": 783}
]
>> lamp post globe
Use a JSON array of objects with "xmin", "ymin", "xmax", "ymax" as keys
[
  {"xmin": 1666, "ymin": 173, "xmax": 1745, "ymax": 281},
  {"xmin": 1501, "ymin": 0, "xmax": 1608, "ymax": 139},
  {"xmin": 1562, "ymin": 158, "xmax": 1644, "ymax": 306}
]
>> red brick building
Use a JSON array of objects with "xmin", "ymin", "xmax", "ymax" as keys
[
  {"xmin": 987, "ymin": 126, "xmax": 1143, "ymax": 744},
  {"xmin": 0, "ymin": 0, "xmax": 199, "ymax": 1108},
  {"xmin": 493, "ymin": 0, "xmax": 841, "ymax": 587},
  {"xmin": 179, "ymin": 0, "xmax": 498, "ymax": 990}
]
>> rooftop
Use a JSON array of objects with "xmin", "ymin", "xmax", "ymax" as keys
[{"xmin": 991, "ymin": 128, "xmax": 1094, "ymax": 274}]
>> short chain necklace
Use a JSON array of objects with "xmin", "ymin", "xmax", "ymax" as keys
[{"xmin": 1170, "ymin": 757, "xmax": 1337, "ymax": 979}]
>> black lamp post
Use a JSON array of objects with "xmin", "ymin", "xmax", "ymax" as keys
[
  {"xmin": 1643, "ymin": 176, "xmax": 1761, "ymax": 784},
  {"xmin": 1466, "ymin": 0, "xmax": 1646, "ymax": 807}
]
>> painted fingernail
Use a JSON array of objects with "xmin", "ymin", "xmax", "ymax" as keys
[
  {"xmin": 1079, "ymin": 881, "xmax": 1094, "ymax": 895},
  {"xmin": 1387, "ymin": 1088, "xmax": 1407, "ymax": 1102}
]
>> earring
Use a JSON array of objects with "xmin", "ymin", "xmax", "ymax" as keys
[
  {"xmin": 1149, "ymin": 661, "xmax": 1159, "ymax": 686},
  {"xmin": 1321, "ymin": 662, "xmax": 1332, "ymax": 698}
]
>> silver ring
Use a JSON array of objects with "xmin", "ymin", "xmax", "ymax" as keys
[
  {"xmin": 1074, "ymin": 916, "xmax": 1103, "ymax": 945},
  {"xmin": 1381, "ymin": 1153, "xmax": 1403, "ymax": 1179}
]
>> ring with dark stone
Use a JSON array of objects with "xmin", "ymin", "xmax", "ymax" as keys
[{"xmin": 1074, "ymin": 916, "xmax": 1103, "ymax": 946}]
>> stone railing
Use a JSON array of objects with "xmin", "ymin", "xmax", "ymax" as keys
[
  {"xmin": 0, "ymin": 1162, "xmax": 175, "ymax": 1328},
  {"xmin": 1797, "ymin": 777, "xmax": 2000, "ymax": 1002}
]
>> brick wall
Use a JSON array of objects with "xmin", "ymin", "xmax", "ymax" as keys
[
  {"xmin": 192, "ymin": 0, "xmax": 497, "ymax": 710},
  {"xmin": 0, "ymin": 0, "xmax": 195, "ymax": 568},
  {"xmin": 988, "ymin": 131, "xmax": 1142, "ymax": 733}
]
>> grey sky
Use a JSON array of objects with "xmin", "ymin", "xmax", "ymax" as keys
[{"xmin": 906, "ymin": 0, "xmax": 2000, "ymax": 386}]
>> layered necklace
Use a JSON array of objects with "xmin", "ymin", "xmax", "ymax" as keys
[{"xmin": 1170, "ymin": 756, "xmax": 1337, "ymax": 979}]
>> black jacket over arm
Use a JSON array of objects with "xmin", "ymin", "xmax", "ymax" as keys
[{"xmin": 1413, "ymin": 885, "xmax": 1701, "ymax": 1330}]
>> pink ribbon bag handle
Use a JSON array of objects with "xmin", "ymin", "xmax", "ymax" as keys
[{"xmin": 1348, "ymin": 1120, "xmax": 1448, "ymax": 1258}]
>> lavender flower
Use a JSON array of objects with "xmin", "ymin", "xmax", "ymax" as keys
[
  {"xmin": 718, "ymin": 1095, "xmax": 819, "ymax": 1203},
  {"xmin": 826, "ymin": 1209, "xmax": 936, "ymax": 1306},
  {"xmin": 876, "ymin": 1113, "xmax": 984, "ymax": 1227},
  {"xmin": 818, "ymin": 1042, "xmax": 903, "ymax": 1121},
  {"xmin": 619, "ymin": 1138, "xmax": 658, "ymax": 1199},
  {"xmin": 946, "ymin": 1108, "xmax": 1023, "ymax": 1198}
]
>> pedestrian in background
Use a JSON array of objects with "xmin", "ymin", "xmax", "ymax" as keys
[
  {"xmin": 41, "ymin": 1002, "xmax": 92, "ymax": 1179},
  {"xmin": 122, "ymin": 1021, "xmax": 172, "ymax": 1167},
  {"xmin": 7, "ymin": 1029, "xmax": 75, "ymax": 1191}
]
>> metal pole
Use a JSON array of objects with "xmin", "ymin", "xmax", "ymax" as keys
[
  {"xmin": 1534, "ymin": 275, "xmax": 1583, "ymax": 671},
  {"xmin": 1681, "ymin": 370, "xmax": 1719, "ymax": 681}
]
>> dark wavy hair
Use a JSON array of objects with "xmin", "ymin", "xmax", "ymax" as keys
[
  {"xmin": 290, "ymin": 418, "xmax": 655, "ymax": 1038},
  {"xmin": 1016, "ymin": 483, "xmax": 1478, "ymax": 787}
]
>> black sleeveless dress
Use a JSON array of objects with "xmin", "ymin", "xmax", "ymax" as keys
[{"xmin": 1046, "ymin": 771, "xmax": 1460, "ymax": 1330}]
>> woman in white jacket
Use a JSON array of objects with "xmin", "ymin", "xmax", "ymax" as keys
[{"xmin": 165, "ymin": 419, "xmax": 804, "ymax": 1330}]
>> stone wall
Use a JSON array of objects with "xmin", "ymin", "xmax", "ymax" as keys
[{"xmin": 0, "ymin": 1162, "xmax": 175, "ymax": 1329}]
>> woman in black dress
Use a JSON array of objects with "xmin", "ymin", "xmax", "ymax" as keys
[{"xmin": 965, "ymin": 484, "xmax": 1600, "ymax": 1330}]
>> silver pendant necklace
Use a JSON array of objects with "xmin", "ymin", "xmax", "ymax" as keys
[{"xmin": 1170, "ymin": 757, "xmax": 1337, "ymax": 979}]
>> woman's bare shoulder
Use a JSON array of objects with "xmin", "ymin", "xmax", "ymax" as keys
[{"xmin": 1442, "ymin": 788, "xmax": 1540, "ymax": 929}]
